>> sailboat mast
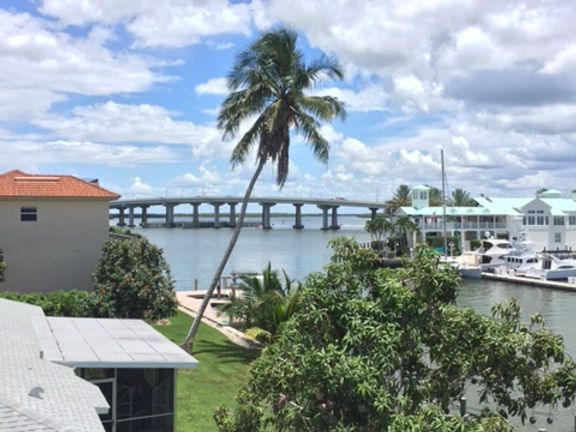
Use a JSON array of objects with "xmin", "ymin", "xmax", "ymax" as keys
[{"xmin": 441, "ymin": 150, "xmax": 448, "ymax": 257}]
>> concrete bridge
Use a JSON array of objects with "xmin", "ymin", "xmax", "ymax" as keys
[{"xmin": 109, "ymin": 196, "xmax": 388, "ymax": 230}]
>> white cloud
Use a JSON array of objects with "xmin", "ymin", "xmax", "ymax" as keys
[
  {"xmin": 33, "ymin": 101, "xmax": 232, "ymax": 159},
  {"xmin": 314, "ymin": 84, "xmax": 388, "ymax": 112},
  {"xmin": 40, "ymin": 0, "xmax": 254, "ymax": 48},
  {"xmin": 175, "ymin": 165, "xmax": 221, "ymax": 186},
  {"xmin": 0, "ymin": 139, "xmax": 178, "ymax": 169},
  {"xmin": 195, "ymin": 77, "xmax": 228, "ymax": 96},
  {"xmin": 127, "ymin": 177, "xmax": 157, "ymax": 196},
  {"xmin": 0, "ymin": 10, "xmax": 166, "ymax": 95}
]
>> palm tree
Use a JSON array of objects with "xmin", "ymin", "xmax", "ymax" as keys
[
  {"xmin": 393, "ymin": 216, "xmax": 420, "ymax": 255},
  {"xmin": 364, "ymin": 215, "xmax": 393, "ymax": 252},
  {"xmin": 450, "ymin": 188, "xmax": 476, "ymax": 206},
  {"xmin": 427, "ymin": 185, "xmax": 443, "ymax": 206},
  {"xmin": 220, "ymin": 263, "xmax": 301, "ymax": 343},
  {"xmin": 387, "ymin": 184, "xmax": 411, "ymax": 210},
  {"xmin": 182, "ymin": 28, "xmax": 346, "ymax": 351}
]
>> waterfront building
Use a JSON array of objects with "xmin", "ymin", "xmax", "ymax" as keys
[
  {"xmin": 0, "ymin": 170, "xmax": 119, "ymax": 293},
  {"xmin": 0, "ymin": 298, "xmax": 198, "ymax": 432},
  {"xmin": 396, "ymin": 186, "xmax": 576, "ymax": 252}
]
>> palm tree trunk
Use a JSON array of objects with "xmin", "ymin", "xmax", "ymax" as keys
[{"xmin": 181, "ymin": 159, "xmax": 266, "ymax": 352}]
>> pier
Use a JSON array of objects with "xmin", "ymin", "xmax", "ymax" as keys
[
  {"xmin": 482, "ymin": 272, "xmax": 576, "ymax": 292},
  {"xmin": 110, "ymin": 196, "xmax": 387, "ymax": 230}
]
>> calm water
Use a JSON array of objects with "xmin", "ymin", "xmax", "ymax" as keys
[{"xmin": 132, "ymin": 216, "xmax": 576, "ymax": 430}]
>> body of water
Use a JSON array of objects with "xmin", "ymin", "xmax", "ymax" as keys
[{"xmin": 131, "ymin": 216, "xmax": 576, "ymax": 430}]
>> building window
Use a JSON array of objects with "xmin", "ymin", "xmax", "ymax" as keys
[
  {"xmin": 20, "ymin": 207, "xmax": 37, "ymax": 222},
  {"xmin": 555, "ymin": 232, "xmax": 562, "ymax": 243},
  {"xmin": 554, "ymin": 216, "xmax": 565, "ymax": 226},
  {"xmin": 569, "ymin": 216, "xmax": 576, "ymax": 225},
  {"xmin": 525, "ymin": 210, "xmax": 548, "ymax": 226}
]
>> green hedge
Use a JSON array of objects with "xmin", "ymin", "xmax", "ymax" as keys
[{"xmin": 0, "ymin": 290, "xmax": 97, "ymax": 317}]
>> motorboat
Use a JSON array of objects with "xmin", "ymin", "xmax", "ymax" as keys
[
  {"xmin": 501, "ymin": 241, "xmax": 539, "ymax": 275},
  {"xmin": 442, "ymin": 254, "xmax": 482, "ymax": 279},
  {"xmin": 522, "ymin": 254, "xmax": 576, "ymax": 280},
  {"xmin": 474, "ymin": 238, "xmax": 517, "ymax": 270}
]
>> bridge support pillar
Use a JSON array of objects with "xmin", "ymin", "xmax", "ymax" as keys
[
  {"xmin": 128, "ymin": 206, "xmax": 136, "ymax": 227},
  {"xmin": 211, "ymin": 202, "xmax": 223, "ymax": 228},
  {"xmin": 331, "ymin": 206, "xmax": 340, "ymax": 230},
  {"xmin": 369, "ymin": 207, "xmax": 379, "ymax": 220},
  {"xmin": 293, "ymin": 203, "xmax": 304, "ymax": 229},
  {"xmin": 117, "ymin": 207, "xmax": 126, "ymax": 227},
  {"xmin": 165, "ymin": 204, "xmax": 175, "ymax": 227},
  {"xmin": 228, "ymin": 202, "xmax": 237, "ymax": 228},
  {"xmin": 318, "ymin": 205, "xmax": 330, "ymax": 230},
  {"xmin": 140, "ymin": 205, "xmax": 149, "ymax": 227},
  {"xmin": 260, "ymin": 203, "xmax": 275, "ymax": 229},
  {"xmin": 191, "ymin": 203, "xmax": 200, "ymax": 228}
]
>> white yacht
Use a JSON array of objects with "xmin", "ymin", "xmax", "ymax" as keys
[
  {"xmin": 474, "ymin": 238, "xmax": 517, "ymax": 270},
  {"xmin": 523, "ymin": 254, "xmax": 576, "ymax": 280}
]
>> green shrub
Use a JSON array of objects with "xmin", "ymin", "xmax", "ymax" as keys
[
  {"xmin": 92, "ymin": 237, "xmax": 177, "ymax": 321},
  {"xmin": 0, "ymin": 290, "xmax": 96, "ymax": 317}
]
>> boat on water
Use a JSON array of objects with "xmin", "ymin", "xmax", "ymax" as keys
[
  {"xmin": 474, "ymin": 238, "xmax": 518, "ymax": 270},
  {"xmin": 442, "ymin": 254, "xmax": 482, "ymax": 279},
  {"xmin": 522, "ymin": 254, "xmax": 576, "ymax": 280}
]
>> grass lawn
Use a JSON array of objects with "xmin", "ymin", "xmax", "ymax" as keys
[{"xmin": 154, "ymin": 311, "xmax": 259, "ymax": 432}]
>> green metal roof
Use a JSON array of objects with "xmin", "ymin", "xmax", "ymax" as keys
[{"xmin": 398, "ymin": 193, "xmax": 576, "ymax": 217}]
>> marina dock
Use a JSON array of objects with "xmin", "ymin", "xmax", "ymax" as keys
[{"xmin": 482, "ymin": 272, "xmax": 576, "ymax": 292}]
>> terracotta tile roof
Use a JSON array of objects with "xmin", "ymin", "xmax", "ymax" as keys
[{"xmin": 0, "ymin": 170, "xmax": 120, "ymax": 200}]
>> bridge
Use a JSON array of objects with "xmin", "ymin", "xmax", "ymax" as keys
[{"xmin": 109, "ymin": 196, "xmax": 388, "ymax": 230}]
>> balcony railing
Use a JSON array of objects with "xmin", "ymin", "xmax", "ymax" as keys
[{"xmin": 422, "ymin": 222, "xmax": 507, "ymax": 230}]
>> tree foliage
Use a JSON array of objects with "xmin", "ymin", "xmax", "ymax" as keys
[
  {"xmin": 387, "ymin": 184, "xmax": 411, "ymax": 210},
  {"xmin": 450, "ymin": 188, "xmax": 476, "ymax": 207},
  {"xmin": 215, "ymin": 241, "xmax": 576, "ymax": 431},
  {"xmin": 364, "ymin": 215, "xmax": 393, "ymax": 253},
  {"xmin": 93, "ymin": 237, "xmax": 176, "ymax": 321},
  {"xmin": 221, "ymin": 263, "xmax": 301, "ymax": 343}
]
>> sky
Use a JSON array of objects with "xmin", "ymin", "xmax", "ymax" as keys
[{"xmin": 2, "ymin": 0, "xmax": 576, "ymax": 203}]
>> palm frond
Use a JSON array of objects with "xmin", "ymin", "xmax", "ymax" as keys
[
  {"xmin": 299, "ymin": 95, "xmax": 346, "ymax": 122},
  {"xmin": 293, "ymin": 110, "xmax": 330, "ymax": 162}
]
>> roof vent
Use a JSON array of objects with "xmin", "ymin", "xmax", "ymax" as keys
[{"xmin": 28, "ymin": 386, "xmax": 44, "ymax": 399}]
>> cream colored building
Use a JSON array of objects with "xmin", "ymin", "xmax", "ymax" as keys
[{"xmin": 0, "ymin": 170, "xmax": 119, "ymax": 293}]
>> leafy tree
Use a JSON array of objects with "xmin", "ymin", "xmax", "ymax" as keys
[
  {"xmin": 450, "ymin": 188, "xmax": 476, "ymax": 207},
  {"xmin": 0, "ymin": 262, "xmax": 5, "ymax": 283},
  {"xmin": 364, "ymin": 215, "xmax": 393, "ymax": 252},
  {"xmin": 387, "ymin": 184, "xmax": 411, "ymax": 210},
  {"xmin": 182, "ymin": 28, "xmax": 346, "ymax": 351},
  {"xmin": 221, "ymin": 263, "xmax": 301, "ymax": 343},
  {"xmin": 215, "ymin": 241, "xmax": 576, "ymax": 431},
  {"xmin": 93, "ymin": 237, "xmax": 176, "ymax": 321}
]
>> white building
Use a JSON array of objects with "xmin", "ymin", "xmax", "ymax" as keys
[
  {"xmin": 0, "ymin": 170, "xmax": 120, "ymax": 293},
  {"xmin": 396, "ymin": 186, "xmax": 576, "ymax": 252},
  {"xmin": 0, "ymin": 298, "xmax": 198, "ymax": 432}
]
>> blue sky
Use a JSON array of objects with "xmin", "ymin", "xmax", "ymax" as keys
[{"xmin": 2, "ymin": 0, "xmax": 576, "ymax": 203}]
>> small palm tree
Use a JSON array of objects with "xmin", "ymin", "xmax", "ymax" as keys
[
  {"xmin": 220, "ymin": 263, "xmax": 301, "ymax": 343},
  {"xmin": 393, "ymin": 217, "xmax": 420, "ymax": 255},
  {"xmin": 364, "ymin": 215, "xmax": 393, "ymax": 253},
  {"xmin": 387, "ymin": 185, "xmax": 412, "ymax": 210},
  {"xmin": 182, "ymin": 28, "xmax": 345, "ymax": 351}
]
